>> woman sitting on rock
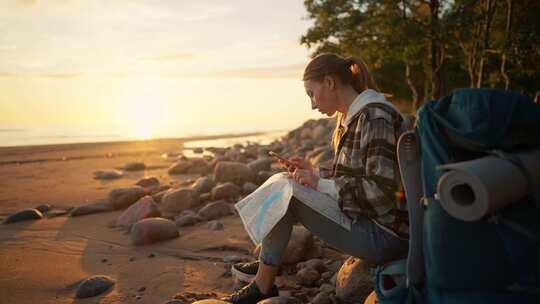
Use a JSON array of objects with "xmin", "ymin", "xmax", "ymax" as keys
[{"xmin": 221, "ymin": 53, "xmax": 409, "ymax": 304}]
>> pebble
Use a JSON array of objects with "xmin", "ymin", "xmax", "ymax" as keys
[
  {"xmin": 207, "ymin": 220, "xmax": 224, "ymax": 230},
  {"xmin": 76, "ymin": 275, "xmax": 115, "ymax": 298}
]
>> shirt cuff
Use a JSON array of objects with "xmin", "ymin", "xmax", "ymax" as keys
[{"xmin": 317, "ymin": 178, "xmax": 340, "ymax": 201}]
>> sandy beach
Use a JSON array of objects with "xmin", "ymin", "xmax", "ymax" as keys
[{"xmin": 0, "ymin": 135, "xmax": 262, "ymax": 304}]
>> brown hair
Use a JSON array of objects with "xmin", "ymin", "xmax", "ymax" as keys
[{"xmin": 302, "ymin": 53, "xmax": 378, "ymax": 152}]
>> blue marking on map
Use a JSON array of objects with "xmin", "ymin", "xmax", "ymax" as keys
[{"xmin": 255, "ymin": 192, "xmax": 284, "ymax": 239}]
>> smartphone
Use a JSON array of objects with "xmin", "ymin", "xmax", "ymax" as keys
[{"xmin": 268, "ymin": 151, "xmax": 296, "ymax": 168}]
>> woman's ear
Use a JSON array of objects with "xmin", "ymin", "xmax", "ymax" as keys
[{"xmin": 324, "ymin": 75, "xmax": 336, "ymax": 90}]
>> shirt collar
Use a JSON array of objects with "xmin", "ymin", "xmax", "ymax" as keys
[{"xmin": 341, "ymin": 89, "xmax": 388, "ymax": 127}]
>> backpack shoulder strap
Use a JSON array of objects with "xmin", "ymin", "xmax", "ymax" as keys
[{"xmin": 397, "ymin": 129, "xmax": 425, "ymax": 287}]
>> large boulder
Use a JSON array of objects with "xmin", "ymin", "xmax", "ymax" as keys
[
  {"xmin": 160, "ymin": 188, "xmax": 199, "ymax": 217},
  {"xmin": 191, "ymin": 176, "xmax": 214, "ymax": 194},
  {"xmin": 168, "ymin": 158, "xmax": 211, "ymax": 175},
  {"xmin": 247, "ymin": 157, "xmax": 272, "ymax": 173},
  {"xmin": 76, "ymin": 275, "xmax": 115, "ymax": 298},
  {"xmin": 70, "ymin": 201, "xmax": 111, "ymax": 217},
  {"xmin": 116, "ymin": 196, "xmax": 161, "ymax": 229},
  {"xmin": 242, "ymin": 182, "xmax": 258, "ymax": 194},
  {"xmin": 197, "ymin": 200, "xmax": 232, "ymax": 220},
  {"xmin": 335, "ymin": 257, "xmax": 372, "ymax": 303},
  {"xmin": 168, "ymin": 160, "xmax": 191, "ymax": 175},
  {"xmin": 130, "ymin": 217, "xmax": 179, "ymax": 246},
  {"xmin": 107, "ymin": 186, "xmax": 146, "ymax": 210},
  {"xmin": 253, "ymin": 226, "xmax": 313, "ymax": 265},
  {"xmin": 3, "ymin": 208, "xmax": 43, "ymax": 224},
  {"xmin": 214, "ymin": 161, "xmax": 255, "ymax": 185},
  {"xmin": 211, "ymin": 182, "xmax": 241, "ymax": 200},
  {"xmin": 186, "ymin": 158, "xmax": 212, "ymax": 175}
]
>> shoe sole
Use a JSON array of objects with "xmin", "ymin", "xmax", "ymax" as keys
[{"xmin": 231, "ymin": 265, "xmax": 256, "ymax": 283}]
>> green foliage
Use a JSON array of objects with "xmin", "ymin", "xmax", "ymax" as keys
[{"xmin": 301, "ymin": 0, "xmax": 540, "ymax": 105}]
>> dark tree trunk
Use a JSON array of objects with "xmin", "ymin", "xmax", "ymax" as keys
[
  {"xmin": 477, "ymin": 0, "xmax": 496, "ymax": 88},
  {"xmin": 405, "ymin": 63, "xmax": 420, "ymax": 109},
  {"xmin": 430, "ymin": 0, "xmax": 445, "ymax": 99},
  {"xmin": 500, "ymin": 0, "xmax": 513, "ymax": 89}
]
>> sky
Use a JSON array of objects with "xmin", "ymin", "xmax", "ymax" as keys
[{"xmin": 0, "ymin": 0, "xmax": 320, "ymax": 143}]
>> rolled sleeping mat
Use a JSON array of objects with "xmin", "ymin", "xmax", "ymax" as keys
[{"xmin": 436, "ymin": 150, "xmax": 540, "ymax": 221}]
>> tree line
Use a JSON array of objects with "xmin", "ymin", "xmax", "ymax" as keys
[{"xmin": 300, "ymin": 0, "xmax": 540, "ymax": 108}]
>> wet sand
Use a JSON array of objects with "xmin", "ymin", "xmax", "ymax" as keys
[{"xmin": 0, "ymin": 135, "xmax": 261, "ymax": 304}]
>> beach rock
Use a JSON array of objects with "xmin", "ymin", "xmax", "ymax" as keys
[
  {"xmin": 242, "ymin": 182, "xmax": 258, "ymax": 194},
  {"xmin": 190, "ymin": 300, "xmax": 229, "ymax": 304},
  {"xmin": 130, "ymin": 217, "xmax": 179, "ymax": 246},
  {"xmin": 124, "ymin": 162, "xmax": 146, "ymax": 171},
  {"xmin": 70, "ymin": 201, "xmax": 111, "ymax": 217},
  {"xmin": 107, "ymin": 186, "xmax": 146, "ymax": 210},
  {"xmin": 152, "ymin": 189, "xmax": 169, "ymax": 203},
  {"xmin": 168, "ymin": 160, "xmax": 191, "ymax": 175},
  {"xmin": 160, "ymin": 188, "xmax": 199, "ymax": 217},
  {"xmin": 76, "ymin": 275, "xmax": 115, "ymax": 298},
  {"xmin": 300, "ymin": 128, "xmax": 312, "ymax": 139},
  {"xmin": 94, "ymin": 169, "xmax": 123, "ymax": 180},
  {"xmin": 207, "ymin": 220, "xmax": 224, "ymax": 230},
  {"xmin": 136, "ymin": 177, "xmax": 160, "ymax": 188},
  {"xmin": 311, "ymin": 292, "xmax": 332, "ymax": 304},
  {"xmin": 199, "ymin": 193, "xmax": 211, "ymax": 203},
  {"xmin": 34, "ymin": 204, "xmax": 51, "ymax": 213},
  {"xmin": 312, "ymin": 124, "xmax": 330, "ymax": 140},
  {"xmin": 175, "ymin": 214, "xmax": 201, "ymax": 227},
  {"xmin": 198, "ymin": 200, "xmax": 232, "ymax": 220},
  {"xmin": 46, "ymin": 209, "xmax": 69, "ymax": 218},
  {"xmin": 320, "ymin": 271, "xmax": 334, "ymax": 283},
  {"xmin": 214, "ymin": 161, "xmax": 255, "ymax": 185},
  {"xmin": 211, "ymin": 182, "xmax": 241, "ymax": 200},
  {"xmin": 193, "ymin": 147, "xmax": 204, "ymax": 154},
  {"xmin": 319, "ymin": 283, "xmax": 335, "ymax": 294},
  {"xmin": 191, "ymin": 176, "xmax": 214, "ymax": 194},
  {"xmin": 187, "ymin": 158, "xmax": 212, "ymax": 175},
  {"xmin": 247, "ymin": 157, "xmax": 272, "ymax": 173},
  {"xmin": 3, "ymin": 208, "xmax": 43, "ymax": 224},
  {"xmin": 335, "ymin": 257, "xmax": 372, "ymax": 303},
  {"xmin": 257, "ymin": 171, "xmax": 275, "ymax": 184},
  {"xmin": 253, "ymin": 226, "xmax": 313, "ymax": 265},
  {"xmin": 297, "ymin": 267, "xmax": 320, "ymax": 286},
  {"xmin": 257, "ymin": 296, "xmax": 302, "ymax": 304},
  {"xmin": 116, "ymin": 196, "xmax": 161, "ymax": 229},
  {"xmin": 297, "ymin": 259, "xmax": 327, "ymax": 274}
]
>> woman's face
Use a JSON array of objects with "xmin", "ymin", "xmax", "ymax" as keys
[{"xmin": 304, "ymin": 77, "xmax": 337, "ymax": 117}]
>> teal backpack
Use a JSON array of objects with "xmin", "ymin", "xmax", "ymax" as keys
[{"xmin": 374, "ymin": 88, "xmax": 540, "ymax": 304}]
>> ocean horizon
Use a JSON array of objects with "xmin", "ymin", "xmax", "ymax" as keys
[{"xmin": 0, "ymin": 126, "xmax": 288, "ymax": 148}]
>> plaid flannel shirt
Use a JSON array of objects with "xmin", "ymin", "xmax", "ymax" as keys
[{"xmin": 331, "ymin": 103, "xmax": 409, "ymax": 238}]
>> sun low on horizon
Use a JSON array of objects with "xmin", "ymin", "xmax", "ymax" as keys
[{"xmin": 0, "ymin": 0, "xmax": 323, "ymax": 147}]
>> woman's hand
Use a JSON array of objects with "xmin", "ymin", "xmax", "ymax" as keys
[
  {"xmin": 287, "ymin": 168, "xmax": 319, "ymax": 189},
  {"xmin": 288, "ymin": 156, "xmax": 313, "ymax": 170}
]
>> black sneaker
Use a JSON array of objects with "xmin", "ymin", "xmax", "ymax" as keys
[
  {"xmin": 231, "ymin": 260, "xmax": 259, "ymax": 283},
  {"xmin": 220, "ymin": 281, "xmax": 278, "ymax": 304},
  {"xmin": 231, "ymin": 260, "xmax": 282, "ymax": 283}
]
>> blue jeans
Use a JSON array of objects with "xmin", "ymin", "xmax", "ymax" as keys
[{"xmin": 259, "ymin": 197, "xmax": 408, "ymax": 266}]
